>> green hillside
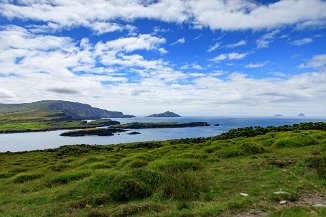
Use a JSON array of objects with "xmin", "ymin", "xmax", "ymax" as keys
[
  {"xmin": 0, "ymin": 100, "xmax": 134, "ymax": 133},
  {"xmin": 0, "ymin": 124, "xmax": 325, "ymax": 216}
]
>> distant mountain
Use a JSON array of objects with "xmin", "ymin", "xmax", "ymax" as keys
[
  {"xmin": 148, "ymin": 111, "xmax": 181, "ymax": 117},
  {"xmin": 298, "ymin": 113, "xmax": 305, "ymax": 117},
  {"xmin": 274, "ymin": 114, "xmax": 283, "ymax": 117},
  {"xmin": 0, "ymin": 100, "xmax": 134, "ymax": 120}
]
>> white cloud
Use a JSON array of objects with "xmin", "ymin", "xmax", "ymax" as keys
[
  {"xmin": 1, "ymin": 0, "xmax": 326, "ymax": 32},
  {"xmin": 207, "ymin": 42, "xmax": 221, "ymax": 52},
  {"xmin": 192, "ymin": 64, "xmax": 204, "ymax": 70},
  {"xmin": 210, "ymin": 52, "xmax": 248, "ymax": 63},
  {"xmin": 299, "ymin": 54, "xmax": 326, "ymax": 69},
  {"xmin": 171, "ymin": 37, "xmax": 185, "ymax": 46},
  {"xmin": 256, "ymin": 30, "xmax": 280, "ymax": 49},
  {"xmin": 188, "ymin": 0, "xmax": 326, "ymax": 30},
  {"xmin": 291, "ymin": 38, "xmax": 313, "ymax": 46},
  {"xmin": 225, "ymin": 40, "xmax": 247, "ymax": 48},
  {"xmin": 245, "ymin": 63, "xmax": 265, "ymax": 68}
]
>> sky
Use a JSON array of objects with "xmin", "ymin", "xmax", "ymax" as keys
[{"xmin": 0, "ymin": 0, "xmax": 326, "ymax": 116}]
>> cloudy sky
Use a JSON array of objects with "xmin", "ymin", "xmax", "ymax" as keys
[{"xmin": 0, "ymin": 0, "xmax": 326, "ymax": 116}]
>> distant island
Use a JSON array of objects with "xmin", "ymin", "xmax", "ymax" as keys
[
  {"xmin": 148, "ymin": 111, "xmax": 181, "ymax": 117},
  {"xmin": 298, "ymin": 113, "xmax": 305, "ymax": 117},
  {"xmin": 274, "ymin": 114, "xmax": 283, "ymax": 117}
]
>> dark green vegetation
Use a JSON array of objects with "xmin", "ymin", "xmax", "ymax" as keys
[
  {"xmin": 0, "ymin": 117, "xmax": 120, "ymax": 133},
  {"xmin": 60, "ymin": 128, "xmax": 127, "ymax": 137},
  {"xmin": 110, "ymin": 121, "xmax": 209, "ymax": 129},
  {"xmin": 60, "ymin": 122, "xmax": 209, "ymax": 137},
  {"xmin": 1, "ymin": 124, "xmax": 326, "ymax": 216},
  {"xmin": 0, "ymin": 100, "xmax": 133, "ymax": 133},
  {"xmin": 148, "ymin": 111, "xmax": 181, "ymax": 117}
]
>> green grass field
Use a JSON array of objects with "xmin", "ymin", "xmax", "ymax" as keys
[{"xmin": 0, "ymin": 129, "xmax": 326, "ymax": 216}]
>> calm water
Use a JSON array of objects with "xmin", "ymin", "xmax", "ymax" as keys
[{"xmin": 1, "ymin": 116, "xmax": 326, "ymax": 152}]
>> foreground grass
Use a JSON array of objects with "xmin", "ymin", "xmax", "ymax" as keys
[{"xmin": 0, "ymin": 129, "xmax": 326, "ymax": 216}]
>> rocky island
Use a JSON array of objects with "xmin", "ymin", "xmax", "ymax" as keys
[{"xmin": 148, "ymin": 111, "xmax": 181, "ymax": 117}]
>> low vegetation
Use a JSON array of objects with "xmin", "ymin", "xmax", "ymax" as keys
[
  {"xmin": 0, "ymin": 123, "xmax": 326, "ymax": 216},
  {"xmin": 110, "ymin": 121, "xmax": 210, "ymax": 129}
]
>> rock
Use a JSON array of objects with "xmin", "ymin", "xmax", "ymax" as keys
[
  {"xmin": 279, "ymin": 200, "xmax": 287, "ymax": 204},
  {"xmin": 274, "ymin": 191, "xmax": 289, "ymax": 195},
  {"xmin": 313, "ymin": 204, "xmax": 326, "ymax": 207},
  {"xmin": 128, "ymin": 132, "xmax": 141, "ymax": 135},
  {"xmin": 214, "ymin": 124, "xmax": 220, "ymax": 126},
  {"xmin": 240, "ymin": 193, "xmax": 249, "ymax": 197}
]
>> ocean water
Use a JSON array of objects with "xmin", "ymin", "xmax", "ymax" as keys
[{"xmin": 0, "ymin": 116, "xmax": 326, "ymax": 152}]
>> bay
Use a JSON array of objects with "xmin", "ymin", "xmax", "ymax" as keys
[{"xmin": 1, "ymin": 116, "xmax": 326, "ymax": 152}]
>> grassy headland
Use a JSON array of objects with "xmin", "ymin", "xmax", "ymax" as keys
[
  {"xmin": 0, "ymin": 123, "xmax": 326, "ymax": 216},
  {"xmin": 0, "ymin": 100, "xmax": 133, "ymax": 133}
]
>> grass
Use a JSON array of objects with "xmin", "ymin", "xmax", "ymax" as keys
[
  {"xmin": 0, "ymin": 128, "xmax": 326, "ymax": 216},
  {"xmin": 0, "ymin": 110, "xmax": 119, "ymax": 132}
]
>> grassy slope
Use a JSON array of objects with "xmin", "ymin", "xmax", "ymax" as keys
[
  {"xmin": 0, "ymin": 109, "xmax": 117, "ymax": 132},
  {"xmin": 0, "ymin": 130, "xmax": 326, "ymax": 216}
]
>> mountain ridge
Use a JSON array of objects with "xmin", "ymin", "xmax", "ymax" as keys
[{"xmin": 0, "ymin": 100, "xmax": 134, "ymax": 119}]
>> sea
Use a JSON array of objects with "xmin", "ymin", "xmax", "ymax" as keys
[{"xmin": 1, "ymin": 116, "xmax": 326, "ymax": 152}]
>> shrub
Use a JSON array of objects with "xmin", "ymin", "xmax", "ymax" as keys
[
  {"xmin": 149, "ymin": 159, "xmax": 202, "ymax": 172},
  {"xmin": 46, "ymin": 171, "xmax": 90, "ymax": 187},
  {"xmin": 12, "ymin": 173, "xmax": 43, "ymax": 183},
  {"xmin": 85, "ymin": 169, "xmax": 160, "ymax": 202},
  {"xmin": 240, "ymin": 143, "xmax": 266, "ymax": 154},
  {"xmin": 305, "ymin": 156, "xmax": 326, "ymax": 179},
  {"xmin": 274, "ymin": 135, "xmax": 317, "ymax": 148},
  {"xmin": 159, "ymin": 172, "xmax": 210, "ymax": 200}
]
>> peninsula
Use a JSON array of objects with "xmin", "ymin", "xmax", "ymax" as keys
[{"xmin": 0, "ymin": 100, "xmax": 133, "ymax": 133}]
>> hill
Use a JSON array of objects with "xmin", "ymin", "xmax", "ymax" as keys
[
  {"xmin": 0, "ymin": 123, "xmax": 325, "ymax": 216},
  {"xmin": 0, "ymin": 100, "xmax": 134, "ymax": 133},
  {"xmin": 148, "ymin": 111, "xmax": 181, "ymax": 117},
  {"xmin": 0, "ymin": 100, "xmax": 134, "ymax": 120}
]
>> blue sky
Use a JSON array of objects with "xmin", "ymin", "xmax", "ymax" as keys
[{"xmin": 0, "ymin": 0, "xmax": 326, "ymax": 116}]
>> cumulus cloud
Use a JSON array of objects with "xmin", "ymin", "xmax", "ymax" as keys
[
  {"xmin": 1, "ymin": 0, "xmax": 325, "ymax": 32},
  {"xmin": 188, "ymin": 0, "xmax": 326, "ymax": 30},
  {"xmin": 299, "ymin": 54, "xmax": 326, "ymax": 69}
]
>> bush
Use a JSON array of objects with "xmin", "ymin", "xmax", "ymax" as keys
[
  {"xmin": 240, "ymin": 143, "xmax": 267, "ymax": 154},
  {"xmin": 12, "ymin": 173, "xmax": 43, "ymax": 183},
  {"xmin": 85, "ymin": 169, "xmax": 160, "ymax": 202},
  {"xmin": 159, "ymin": 172, "xmax": 210, "ymax": 200},
  {"xmin": 274, "ymin": 135, "xmax": 317, "ymax": 148},
  {"xmin": 305, "ymin": 156, "xmax": 326, "ymax": 179},
  {"xmin": 46, "ymin": 171, "xmax": 90, "ymax": 187},
  {"xmin": 150, "ymin": 159, "xmax": 202, "ymax": 172}
]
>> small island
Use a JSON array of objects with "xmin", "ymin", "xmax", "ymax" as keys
[
  {"xmin": 148, "ymin": 111, "xmax": 181, "ymax": 117},
  {"xmin": 60, "ymin": 128, "xmax": 127, "ymax": 137},
  {"xmin": 298, "ymin": 113, "xmax": 305, "ymax": 117}
]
